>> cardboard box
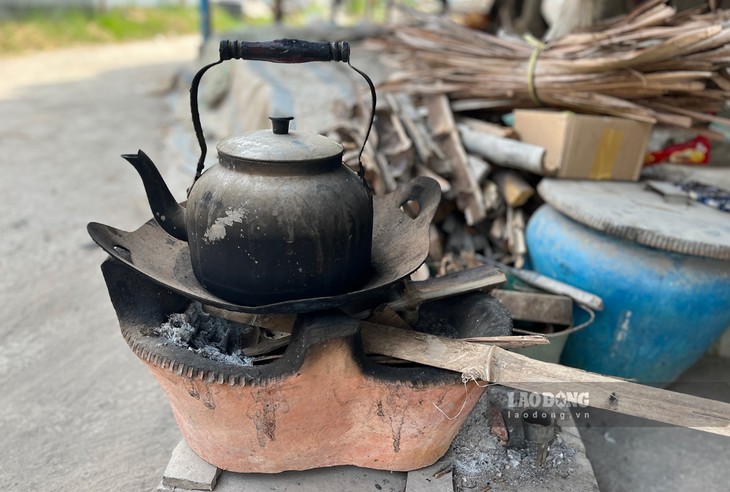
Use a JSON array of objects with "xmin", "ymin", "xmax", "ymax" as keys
[{"xmin": 513, "ymin": 110, "xmax": 653, "ymax": 181}]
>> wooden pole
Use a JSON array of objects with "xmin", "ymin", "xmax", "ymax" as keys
[
  {"xmin": 361, "ymin": 322, "xmax": 730, "ymax": 437},
  {"xmin": 204, "ymin": 309, "xmax": 730, "ymax": 436}
]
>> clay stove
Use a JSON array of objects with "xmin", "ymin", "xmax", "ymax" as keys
[{"xmin": 100, "ymin": 257, "xmax": 512, "ymax": 473}]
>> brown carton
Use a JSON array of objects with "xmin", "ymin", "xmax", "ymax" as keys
[{"xmin": 513, "ymin": 109, "xmax": 653, "ymax": 180}]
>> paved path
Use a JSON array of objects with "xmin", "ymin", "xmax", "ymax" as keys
[{"xmin": 0, "ymin": 36, "xmax": 199, "ymax": 491}]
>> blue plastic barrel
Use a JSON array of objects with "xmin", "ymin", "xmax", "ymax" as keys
[{"xmin": 526, "ymin": 204, "xmax": 730, "ymax": 385}]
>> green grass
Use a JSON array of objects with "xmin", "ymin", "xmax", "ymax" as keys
[{"xmin": 0, "ymin": 6, "xmax": 264, "ymax": 55}]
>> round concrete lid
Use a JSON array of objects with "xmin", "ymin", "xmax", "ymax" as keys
[{"xmin": 537, "ymin": 179, "xmax": 730, "ymax": 260}]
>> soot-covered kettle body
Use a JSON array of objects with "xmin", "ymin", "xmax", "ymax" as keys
[{"xmin": 122, "ymin": 40, "xmax": 375, "ymax": 305}]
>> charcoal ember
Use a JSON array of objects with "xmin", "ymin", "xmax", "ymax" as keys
[{"xmin": 156, "ymin": 302, "xmax": 259, "ymax": 366}]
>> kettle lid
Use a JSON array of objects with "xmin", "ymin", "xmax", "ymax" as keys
[{"xmin": 217, "ymin": 116, "xmax": 343, "ymax": 163}]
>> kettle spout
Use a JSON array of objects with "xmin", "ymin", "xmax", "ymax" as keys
[{"xmin": 122, "ymin": 150, "xmax": 188, "ymax": 241}]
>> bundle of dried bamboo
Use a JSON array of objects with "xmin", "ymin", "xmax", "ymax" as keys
[{"xmin": 374, "ymin": 0, "xmax": 730, "ymax": 130}]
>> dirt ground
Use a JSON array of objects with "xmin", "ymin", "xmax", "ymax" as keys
[{"xmin": 0, "ymin": 36, "xmax": 199, "ymax": 491}]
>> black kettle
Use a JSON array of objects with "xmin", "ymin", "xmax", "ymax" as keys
[{"xmin": 123, "ymin": 39, "xmax": 375, "ymax": 305}]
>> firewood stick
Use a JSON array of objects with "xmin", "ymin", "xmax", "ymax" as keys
[
  {"xmin": 360, "ymin": 322, "xmax": 730, "ymax": 437},
  {"xmin": 457, "ymin": 116, "xmax": 516, "ymax": 139},
  {"xmin": 367, "ymin": 305, "xmax": 413, "ymax": 330},
  {"xmin": 507, "ymin": 207, "xmax": 526, "ymax": 269},
  {"xmin": 204, "ymin": 308, "xmax": 730, "ymax": 435},
  {"xmin": 387, "ymin": 265, "xmax": 506, "ymax": 311},
  {"xmin": 424, "ymin": 95, "xmax": 455, "ymax": 175},
  {"xmin": 491, "ymin": 289, "xmax": 573, "ymax": 325},
  {"xmin": 482, "ymin": 179, "xmax": 504, "ymax": 218},
  {"xmin": 467, "ymin": 155, "xmax": 491, "ymax": 183},
  {"xmin": 493, "ymin": 170, "xmax": 535, "ymax": 208},
  {"xmin": 387, "ymin": 93, "xmax": 435, "ymax": 164},
  {"xmin": 459, "ymin": 124, "xmax": 545, "ymax": 175},
  {"xmin": 415, "ymin": 164, "xmax": 451, "ymax": 193},
  {"xmin": 647, "ymin": 101, "xmax": 730, "ymax": 126},
  {"xmin": 242, "ymin": 336, "xmax": 291, "ymax": 357},
  {"xmin": 375, "ymin": 151, "xmax": 398, "ymax": 193},
  {"xmin": 426, "ymin": 94, "xmax": 486, "ymax": 225},
  {"xmin": 478, "ymin": 255, "xmax": 605, "ymax": 311},
  {"xmin": 461, "ymin": 335, "xmax": 548, "ymax": 347}
]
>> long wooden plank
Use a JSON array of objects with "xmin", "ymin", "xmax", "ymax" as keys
[
  {"xmin": 204, "ymin": 309, "xmax": 730, "ymax": 436},
  {"xmin": 360, "ymin": 322, "xmax": 730, "ymax": 437}
]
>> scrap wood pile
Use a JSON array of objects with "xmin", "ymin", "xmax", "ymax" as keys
[
  {"xmin": 329, "ymin": 0, "xmax": 730, "ymax": 279},
  {"xmin": 330, "ymin": 91, "xmax": 535, "ymax": 274}
]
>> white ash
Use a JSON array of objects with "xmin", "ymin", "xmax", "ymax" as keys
[
  {"xmin": 156, "ymin": 302, "xmax": 255, "ymax": 367},
  {"xmin": 158, "ymin": 312, "xmax": 196, "ymax": 345},
  {"xmin": 446, "ymin": 388, "xmax": 578, "ymax": 491}
]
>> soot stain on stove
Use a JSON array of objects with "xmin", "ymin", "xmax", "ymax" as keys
[{"xmin": 248, "ymin": 387, "xmax": 290, "ymax": 447}]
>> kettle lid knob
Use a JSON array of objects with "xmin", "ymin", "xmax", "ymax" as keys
[{"xmin": 270, "ymin": 116, "xmax": 294, "ymax": 135}]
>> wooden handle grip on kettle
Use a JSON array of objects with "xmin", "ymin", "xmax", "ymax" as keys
[{"xmin": 219, "ymin": 39, "xmax": 350, "ymax": 64}]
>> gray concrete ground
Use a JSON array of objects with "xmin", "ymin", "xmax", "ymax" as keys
[
  {"xmin": 0, "ymin": 37, "xmax": 199, "ymax": 491},
  {"xmin": 0, "ymin": 36, "xmax": 728, "ymax": 492},
  {"xmin": 579, "ymin": 356, "xmax": 730, "ymax": 492}
]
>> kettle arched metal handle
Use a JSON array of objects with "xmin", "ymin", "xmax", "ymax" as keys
[
  {"xmin": 220, "ymin": 39, "xmax": 350, "ymax": 63},
  {"xmin": 189, "ymin": 39, "xmax": 376, "ymax": 194}
]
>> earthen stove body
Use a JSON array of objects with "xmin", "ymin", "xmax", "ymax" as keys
[{"xmin": 102, "ymin": 259, "xmax": 511, "ymax": 473}]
